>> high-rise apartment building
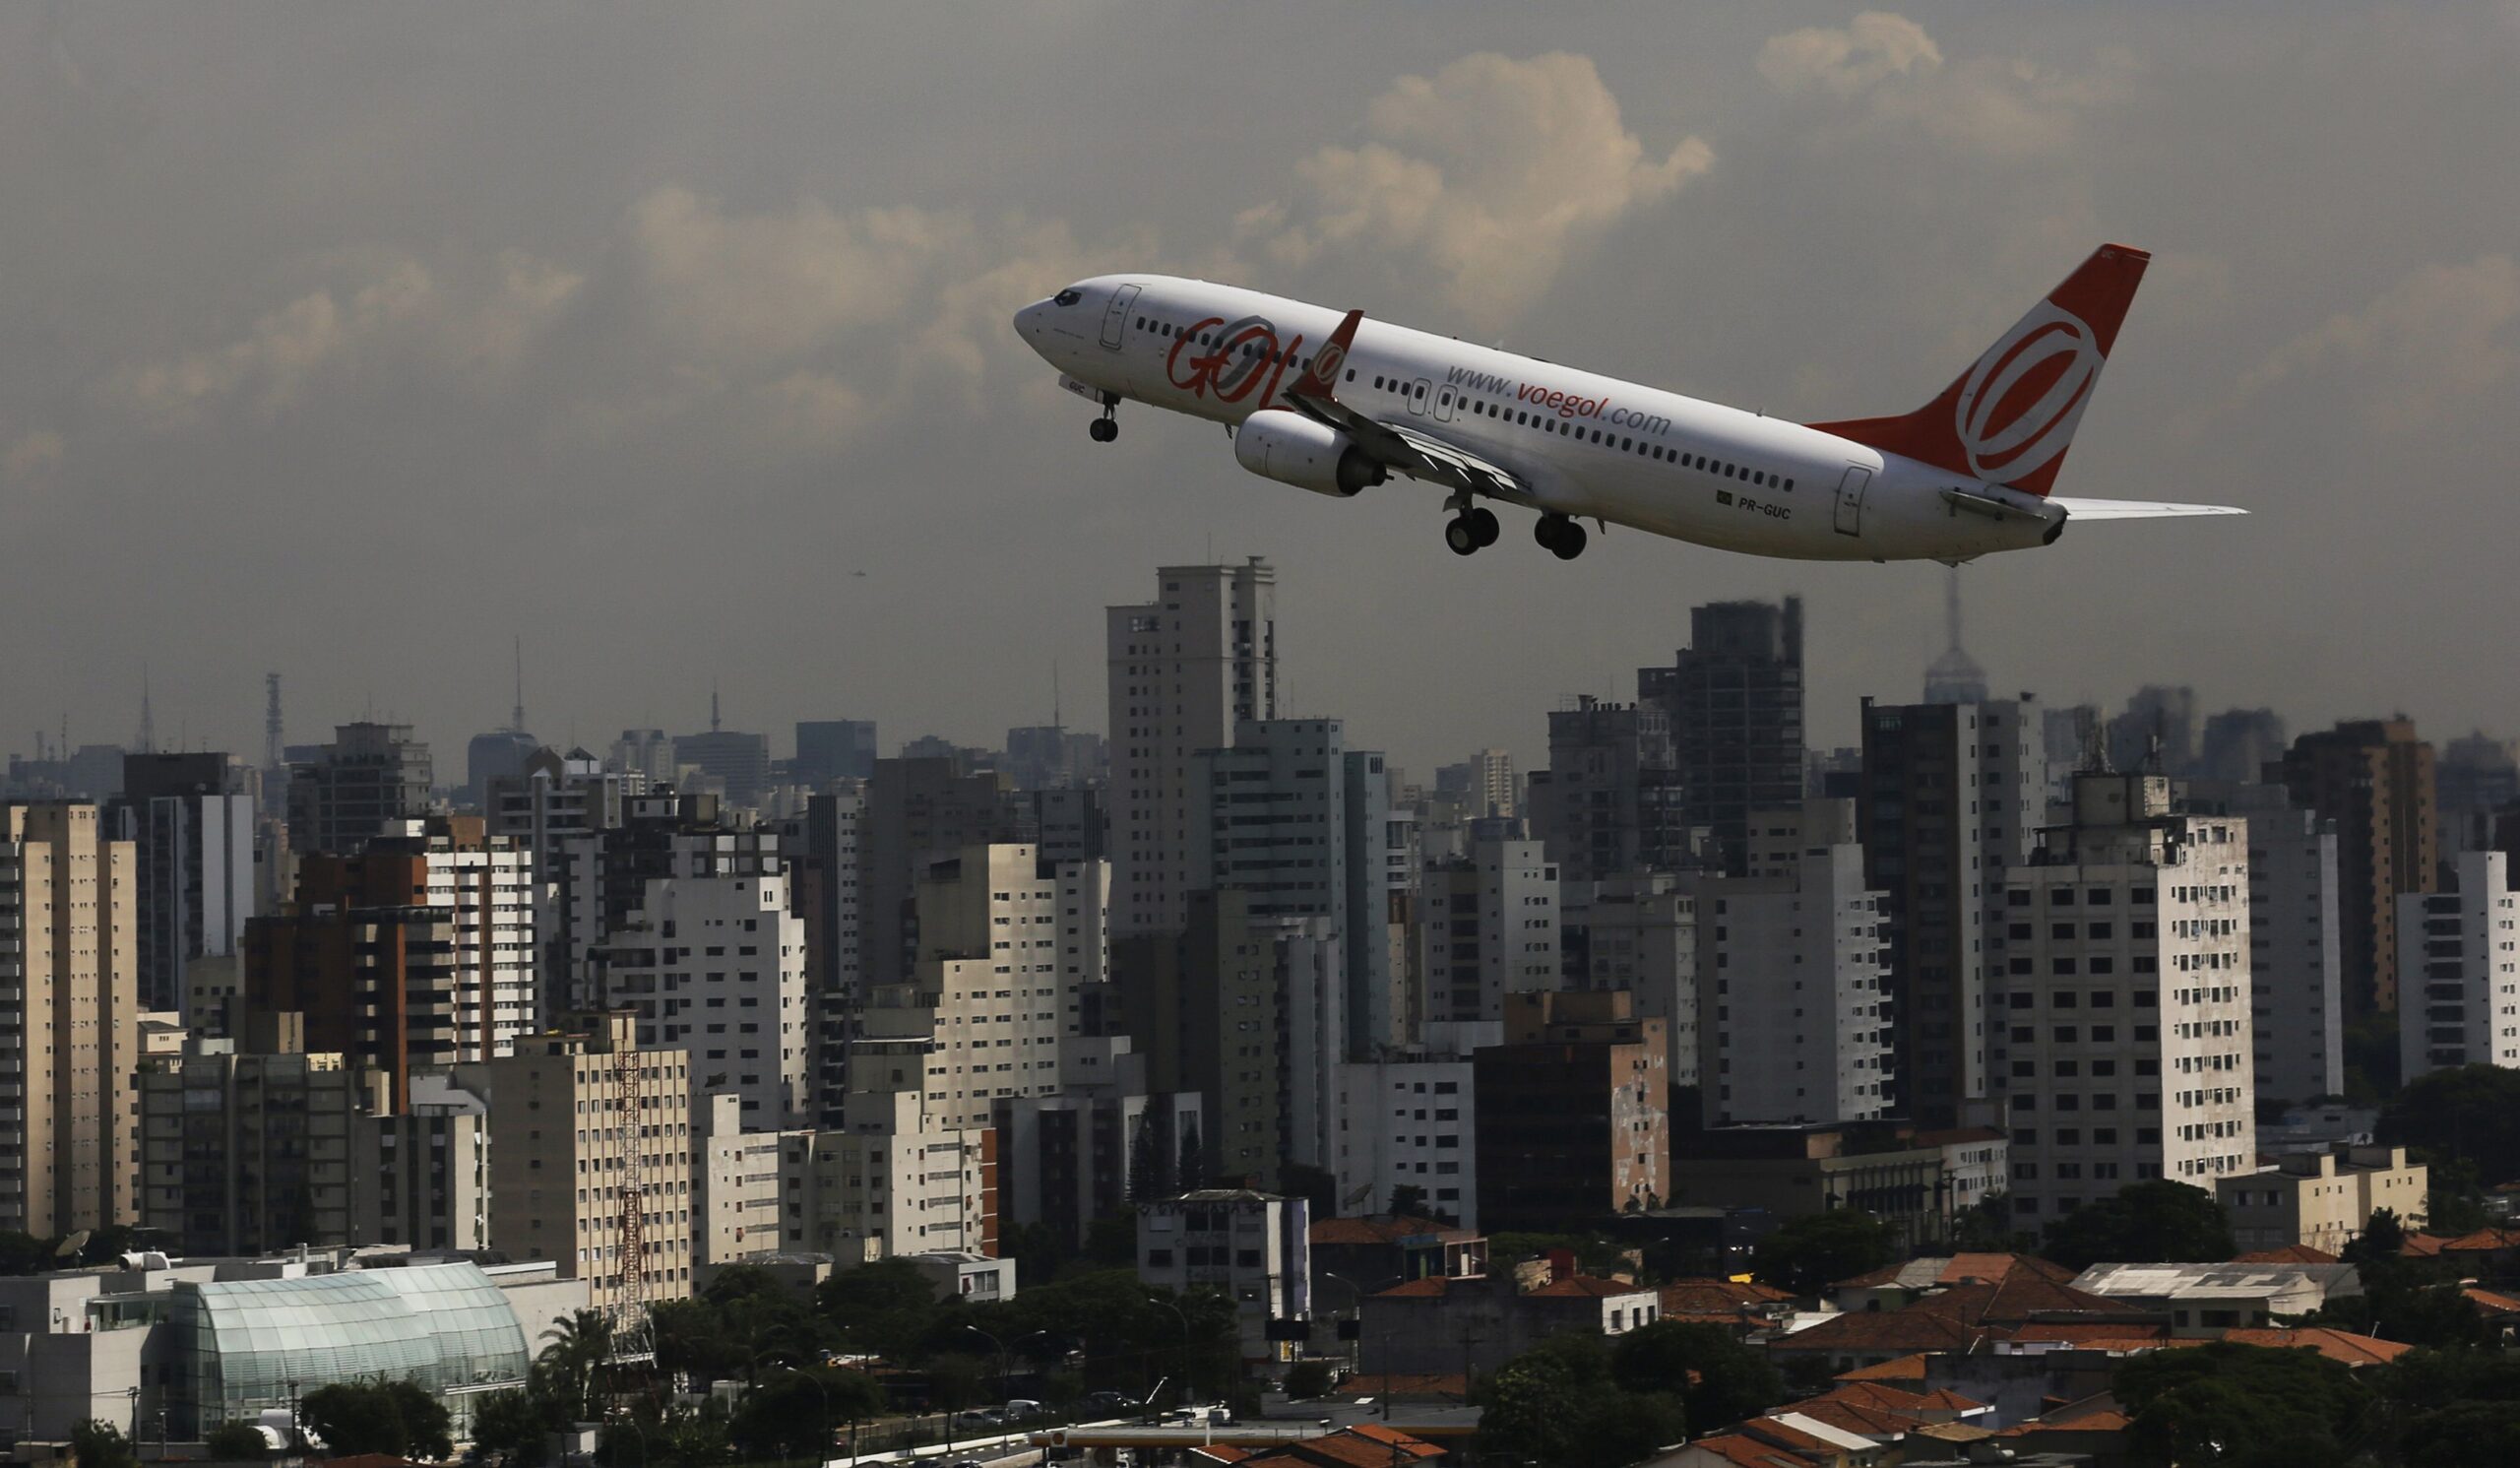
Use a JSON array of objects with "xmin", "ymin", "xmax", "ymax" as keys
[
  {"xmin": 2198, "ymin": 709, "xmax": 2288, "ymax": 786},
  {"xmin": 1858, "ymin": 697, "xmax": 2045, "ymax": 1125},
  {"xmin": 1106, "ymin": 559, "xmax": 1277, "ymax": 936},
  {"xmin": 1580, "ymin": 873, "xmax": 1699, "ymax": 1090},
  {"xmin": 858, "ymin": 758, "xmax": 1029, "ymax": 989},
  {"xmin": 1995, "ymin": 773, "xmax": 2257, "ymax": 1225},
  {"xmin": 608, "ymin": 730, "xmax": 676, "ymax": 789},
  {"xmin": 469, "ymin": 1014, "xmax": 695, "ymax": 1308},
  {"xmin": 2398, "ymin": 851, "xmax": 2519, "ymax": 1080},
  {"xmin": 552, "ymin": 793, "xmax": 780, "ymax": 1012},
  {"xmin": 2201, "ymin": 785, "xmax": 2344, "ymax": 1106},
  {"xmin": 1116, "ymin": 889, "xmax": 1285, "ymax": 1189},
  {"xmin": 2278, "ymin": 720, "xmax": 2438, "ymax": 1015},
  {"xmin": 244, "ymin": 817, "xmax": 536, "ymax": 1109},
  {"xmin": 1418, "ymin": 841, "xmax": 1560, "ymax": 1026},
  {"xmin": 286, "ymin": 723, "xmax": 434, "ymax": 856},
  {"xmin": 674, "ymin": 726, "xmax": 773, "ymax": 809},
  {"xmin": 1474, "ymin": 989, "xmax": 1669, "ymax": 1229},
  {"xmin": 1639, "ymin": 598, "xmax": 1805, "ymax": 872},
  {"xmin": 779, "ymin": 791, "xmax": 862, "ymax": 1125},
  {"xmin": 1525, "ymin": 698, "xmax": 1692, "ymax": 887},
  {"xmin": 1, "ymin": 803, "xmax": 142, "ymax": 1234},
  {"xmin": 112, "ymin": 753, "xmax": 257, "ymax": 1018},
  {"xmin": 1690, "ymin": 801, "xmax": 1893, "ymax": 1127},
  {"xmin": 591, "ymin": 869, "xmax": 810, "ymax": 1128},
  {"xmin": 1470, "ymin": 749, "xmax": 1517, "ymax": 820}
]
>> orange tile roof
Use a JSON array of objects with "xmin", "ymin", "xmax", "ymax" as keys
[
  {"xmin": 2221, "ymin": 1326, "xmax": 2415, "ymax": 1367},
  {"xmin": 2234, "ymin": 1245, "xmax": 2342, "ymax": 1264},
  {"xmin": 1784, "ymin": 1397, "xmax": 1923, "ymax": 1437},
  {"xmin": 1808, "ymin": 1380, "xmax": 1932, "ymax": 1411},
  {"xmin": 1682, "ymin": 1433, "xmax": 1809, "ymax": 1468},
  {"xmin": 2440, "ymin": 1227, "xmax": 2520, "ymax": 1252},
  {"xmin": 1996, "ymin": 1319, "xmax": 2174, "ymax": 1345},
  {"xmin": 1373, "ymin": 1276, "xmax": 1454, "ymax": 1298},
  {"xmin": 2463, "ymin": 1286, "xmax": 2520, "ymax": 1316},
  {"xmin": 1939, "ymin": 1252, "xmax": 2031, "ymax": 1285},
  {"xmin": 1525, "ymin": 1274, "xmax": 1650, "ymax": 1299},
  {"xmin": 1771, "ymin": 1308, "xmax": 1985, "ymax": 1355},
  {"xmin": 1190, "ymin": 1449, "xmax": 1256, "ymax": 1465},
  {"xmin": 1257, "ymin": 1426, "xmax": 1447, "ymax": 1466},
  {"xmin": 1837, "ymin": 1353, "xmax": 1932, "ymax": 1382},
  {"xmin": 1663, "ymin": 1276, "xmax": 1796, "ymax": 1308},
  {"xmin": 2401, "ymin": 1232, "xmax": 2453, "ymax": 1257}
]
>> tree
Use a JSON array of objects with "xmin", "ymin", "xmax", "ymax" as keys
[
  {"xmin": 1950, "ymin": 1193, "xmax": 2030, "ymax": 1252},
  {"xmin": 2302, "ymin": 1259, "xmax": 2486, "ymax": 1350},
  {"xmin": 467, "ymin": 1388, "xmax": 557, "ymax": 1468},
  {"xmin": 1751, "ymin": 1210, "xmax": 1896, "ymax": 1297},
  {"xmin": 205, "ymin": 1421, "xmax": 270, "ymax": 1461},
  {"xmin": 817, "ymin": 1258, "xmax": 951, "ymax": 1362},
  {"xmin": 2344, "ymin": 1205, "xmax": 2407, "ymax": 1264},
  {"xmin": 299, "ymin": 1381, "xmax": 454, "ymax": 1461},
  {"xmin": 2374, "ymin": 1349, "xmax": 2520, "ymax": 1467},
  {"xmin": 1609, "ymin": 1321, "xmax": 1786, "ymax": 1434},
  {"xmin": 2383, "ymin": 1063, "xmax": 2520, "ymax": 1184},
  {"xmin": 2041, "ymin": 1181, "xmax": 2236, "ymax": 1272},
  {"xmin": 1176, "ymin": 1117, "xmax": 1205, "ymax": 1192},
  {"xmin": 1387, "ymin": 1183, "xmax": 1429, "ymax": 1219},
  {"xmin": 538, "ymin": 1308, "xmax": 615, "ymax": 1421},
  {"xmin": 1127, "ymin": 1115, "xmax": 1167, "ymax": 1203},
  {"xmin": 2116, "ymin": 1341, "xmax": 2366, "ymax": 1468},
  {"xmin": 1477, "ymin": 1333, "xmax": 1685, "ymax": 1468},
  {"xmin": 727, "ymin": 1366, "xmax": 884, "ymax": 1459},
  {"xmin": 1283, "ymin": 1360, "xmax": 1335, "ymax": 1400},
  {"xmin": 70, "ymin": 1422, "xmax": 140, "ymax": 1468}
]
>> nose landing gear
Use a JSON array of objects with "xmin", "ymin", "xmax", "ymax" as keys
[
  {"xmin": 1535, "ymin": 513, "xmax": 1588, "ymax": 560},
  {"xmin": 1089, "ymin": 393, "xmax": 1119, "ymax": 442}
]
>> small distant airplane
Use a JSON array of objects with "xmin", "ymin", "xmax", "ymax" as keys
[{"xmin": 1014, "ymin": 244, "xmax": 2240, "ymax": 563}]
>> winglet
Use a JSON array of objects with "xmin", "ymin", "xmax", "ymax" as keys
[{"xmin": 1288, "ymin": 309, "xmax": 1363, "ymax": 402}]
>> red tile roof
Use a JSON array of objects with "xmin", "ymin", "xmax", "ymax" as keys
[
  {"xmin": 2464, "ymin": 1286, "xmax": 2520, "ymax": 1316},
  {"xmin": 2440, "ymin": 1227, "xmax": 2520, "ymax": 1252},
  {"xmin": 1782, "ymin": 1396, "xmax": 1922, "ymax": 1437},
  {"xmin": 1374, "ymin": 1276, "xmax": 1455, "ymax": 1298},
  {"xmin": 1770, "ymin": 1307, "xmax": 1986, "ymax": 1356},
  {"xmin": 1525, "ymin": 1273, "xmax": 1650, "ymax": 1299},
  {"xmin": 1308, "ymin": 1214, "xmax": 1476, "ymax": 1245},
  {"xmin": 2234, "ymin": 1245, "xmax": 2342, "ymax": 1264},
  {"xmin": 1837, "ymin": 1353, "xmax": 1932, "ymax": 1382},
  {"xmin": 2401, "ymin": 1232, "xmax": 2454, "ymax": 1257},
  {"xmin": 2221, "ymin": 1326, "xmax": 2415, "ymax": 1367}
]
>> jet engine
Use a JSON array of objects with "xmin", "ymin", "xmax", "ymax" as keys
[{"xmin": 1231, "ymin": 411, "xmax": 1387, "ymax": 498}]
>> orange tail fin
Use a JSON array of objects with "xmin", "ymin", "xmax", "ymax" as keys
[{"xmin": 1807, "ymin": 244, "xmax": 2149, "ymax": 496}]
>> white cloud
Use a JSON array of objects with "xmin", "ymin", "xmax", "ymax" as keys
[
  {"xmin": 2234, "ymin": 253, "xmax": 2519, "ymax": 433},
  {"xmin": 1242, "ymin": 52, "xmax": 1712, "ymax": 328},
  {"xmin": 1759, "ymin": 12, "xmax": 2130, "ymax": 158}
]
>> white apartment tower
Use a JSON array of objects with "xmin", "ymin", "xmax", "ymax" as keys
[
  {"xmin": 1419, "ymin": 840, "xmax": 1561, "ymax": 1026},
  {"xmin": 1997, "ymin": 772, "xmax": 2257, "ymax": 1226},
  {"xmin": 1583, "ymin": 873, "xmax": 1700, "ymax": 1090},
  {"xmin": 2399, "ymin": 850, "xmax": 2520, "ymax": 1080},
  {"xmin": 1106, "ymin": 559, "xmax": 1277, "ymax": 936},
  {"xmin": 594, "ymin": 870, "xmax": 811, "ymax": 1128},
  {"xmin": 1691, "ymin": 800, "xmax": 1892, "ymax": 1126}
]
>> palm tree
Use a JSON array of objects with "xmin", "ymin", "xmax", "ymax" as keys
[{"xmin": 541, "ymin": 1310, "xmax": 616, "ymax": 1421}]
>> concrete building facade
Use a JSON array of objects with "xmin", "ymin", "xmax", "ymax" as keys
[
  {"xmin": 2278, "ymin": 719, "xmax": 2437, "ymax": 1016},
  {"xmin": 2398, "ymin": 850, "xmax": 2520, "ymax": 1079},
  {"xmin": 592, "ymin": 869, "xmax": 811, "ymax": 1128},
  {"xmin": 1474, "ymin": 990, "xmax": 1669, "ymax": 1230},
  {"xmin": 1419, "ymin": 840, "xmax": 1559, "ymax": 1026}
]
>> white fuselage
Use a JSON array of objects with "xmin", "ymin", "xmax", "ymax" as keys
[{"xmin": 1018, "ymin": 275, "xmax": 2067, "ymax": 562}]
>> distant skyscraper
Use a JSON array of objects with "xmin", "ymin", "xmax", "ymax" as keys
[
  {"xmin": 1639, "ymin": 597, "xmax": 1805, "ymax": 873},
  {"xmin": 2399, "ymin": 851, "xmax": 2520, "ymax": 1081},
  {"xmin": 1106, "ymin": 559, "xmax": 1278, "ymax": 936},
  {"xmin": 1470, "ymin": 748, "xmax": 1517, "ymax": 820},
  {"xmin": 465, "ymin": 640, "xmax": 538, "ymax": 812},
  {"xmin": 286, "ymin": 722, "xmax": 433, "ymax": 856},
  {"xmin": 1858, "ymin": 696, "xmax": 2045, "ymax": 1126},
  {"xmin": 2203, "ymin": 784, "xmax": 2344, "ymax": 1107},
  {"xmin": 608, "ymin": 729, "xmax": 676, "ymax": 788},
  {"xmin": 2278, "ymin": 720, "xmax": 2438, "ymax": 1016},
  {"xmin": 794, "ymin": 720, "xmax": 879, "ymax": 786},
  {"xmin": 1922, "ymin": 572, "xmax": 1990, "ymax": 706},
  {"xmin": 674, "ymin": 705, "xmax": 773, "ymax": 807},
  {"xmin": 2436, "ymin": 732, "xmax": 2520, "ymax": 833},
  {"xmin": 858, "ymin": 756, "xmax": 1030, "ymax": 987},
  {"xmin": 2197, "ymin": 708, "xmax": 2289, "ymax": 786},
  {"xmin": 2107, "ymin": 685, "xmax": 2198, "ymax": 775}
]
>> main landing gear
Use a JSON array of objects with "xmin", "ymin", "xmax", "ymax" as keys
[
  {"xmin": 1088, "ymin": 393, "xmax": 1119, "ymax": 442},
  {"xmin": 1535, "ymin": 512, "xmax": 1588, "ymax": 560},
  {"xmin": 1444, "ymin": 506, "xmax": 1501, "ymax": 556}
]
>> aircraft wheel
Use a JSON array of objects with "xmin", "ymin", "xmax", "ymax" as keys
[
  {"xmin": 1089, "ymin": 417, "xmax": 1118, "ymax": 443},
  {"xmin": 1552, "ymin": 520, "xmax": 1588, "ymax": 559},
  {"xmin": 1444, "ymin": 516, "xmax": 1482, "ymax": 556},
  {"xmin": 1468, "ymin": 507, "xmax": 1501, "ymax": 546}
]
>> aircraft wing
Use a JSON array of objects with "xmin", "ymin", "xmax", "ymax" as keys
[
  {"xmin": 1278, "ymin": 308, "xmax": 1531, "ymax": 503},
  {"xmin": 2051, "ymin": 497, "xmax": 2247, "ymax": 520}
]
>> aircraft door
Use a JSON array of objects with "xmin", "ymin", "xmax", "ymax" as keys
[
  {"xmin": 1833, "ymin": 466, "xmax": 1872, "ymax": 537},
  {"xmin": 1100, "ymin": 285, "xmax": 1141, "ymax": 350},
  {"xmin": 1432, "ymin": 382, "xmax": 1459, "ymax": 422},
  {"xmin": 1408, "ymin": 378, "xmax": 1433, "ymax": 416}
]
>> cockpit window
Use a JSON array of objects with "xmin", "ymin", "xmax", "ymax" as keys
[{"xmin": 1051, "ymin": 287, "xmax": 1083, "ymax": 307}]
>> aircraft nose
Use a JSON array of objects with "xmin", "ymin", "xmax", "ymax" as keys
[{"xmin": 1014, "ymin": 299, "xmax": 1048, "ymax": 341}]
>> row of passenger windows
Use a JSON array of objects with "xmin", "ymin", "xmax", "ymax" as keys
[
  {"xmin": 1132, "ymin": 311, "xmax": 1796, "ymax": 491},
  {"xmin": 1364, "ymin": 375, "xmax": 1796, "ymax": 490}
]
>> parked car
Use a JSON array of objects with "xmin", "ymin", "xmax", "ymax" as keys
[
  {"xmin": 1003, "ymin": 1398, "xmax": 1046, "ymax": 1421},
  {"xmin": 1080, "ymin": 1389, "xmax": 1135, "ymax": 1416}
]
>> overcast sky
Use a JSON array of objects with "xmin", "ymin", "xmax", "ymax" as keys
[{"xmin": 5, "ymin": 3, "xmax": 2517, "ymax": 781}]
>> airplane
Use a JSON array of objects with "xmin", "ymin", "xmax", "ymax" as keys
[{"xmin": 1012, "ymin": 244, "xmax": 2242, "ymax": 563}]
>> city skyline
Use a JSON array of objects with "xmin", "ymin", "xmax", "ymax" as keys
[{"xmin": 3, "ymin": 6, "xmax": 2517, "ymax": 777}]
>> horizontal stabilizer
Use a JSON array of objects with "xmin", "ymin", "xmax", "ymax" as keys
[{"xmin": 2052, "ymin": 497, "xmax": 2246, "ymax": 521}]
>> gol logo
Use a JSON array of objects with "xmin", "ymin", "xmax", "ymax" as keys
[{"xmin": 1957, "ymin": 302, "xmax": 2102, "ymax": 482}]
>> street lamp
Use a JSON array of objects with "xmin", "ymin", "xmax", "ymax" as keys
[
  {"xmin": 765, "ymin": 1364, "xmax": 828, "ymax": 1467},
  {"xmin": 958, "ymin": 1324, "xmax": 1008, "ymax": 1406},
  {"xmin": 1144, "ymin": 1295, "xmax": 1192, "ymax": 1412}
]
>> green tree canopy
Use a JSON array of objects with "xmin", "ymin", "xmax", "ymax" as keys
[
  {"xmin": 2380, "ymin": 1063, "xmax": 2520, "ymax": 1186},
  {"xmin": 204, "ymin": 1421, "xmax": 270, "ymax": 1461},
  {"xmin": 1751, "ymin": 1210, "xmax": 1897, "ymax": 1296},
  {"xmin": 1477, "ymin": 1333, "xmax": 1685, "ymax": 1468},
  {"xmin": 70, "ymin": 1422, "xmax": 139, "ymax": 1468},
  {"xmin": 299, "ymin": 1381, "xmax": 454, "ymax": 1462},
  {"xmin": 467, "ymin": 1387, "xmax": 558, "ymax": 1468},
  {"xmin": 726, "ymin": 1366, "xmax": 884, "ymax": 1458},
  {"xmin": 2040, "ymin": 1181, "xmax": 2236, "ymax": 1272},
  {"xmin": 2115, "ymin": 1341, "xmax": 2366, "ymax": 1468},
  {"xmin": 1608, "ymin": 1321, "xmax": 1786, "ymax": 1434}
]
